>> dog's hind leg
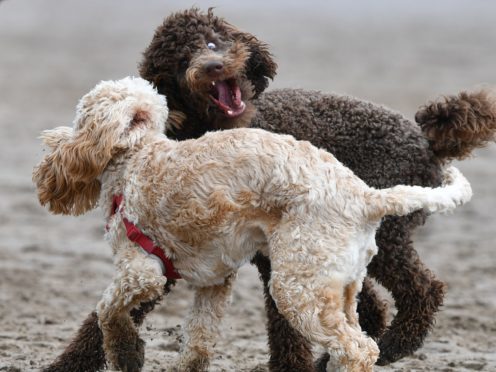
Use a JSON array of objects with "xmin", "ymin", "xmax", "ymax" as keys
[
  {"xmin": 356, "ymin": 277, "xmax": 388, "ymax": 340},
  {"xmin": 268, "ymin": 229, "xmax": 379, "ymax": 372},
  {"xmin": 314, "ymin": 277, "xmax": 388, "ymax": 372},
  {"xmin": 170, "ymin": 274, "xmax": 235, "ymax": 372},
  {"xmin": 251, "ymin": 252, "xmax": 315, "ymax": 372},
  {"xmin": 370, "ymin": 215, "xmax": 446, "ymax": 365},
  {"xmin": 97, "ymin": 245, "xmax": 167, "ymax": 372},
  {"xmin": 269, "ymin": 269, "xmax": 379, "ymax": 372}
]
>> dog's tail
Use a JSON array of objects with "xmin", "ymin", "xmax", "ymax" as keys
[
  {"xmin": 366, "ymin": 166, "xmax": 472, "ymax": 220},
  {"xmin": 415, "ymin": 89, "xmax": 496, "ymax": 162}
]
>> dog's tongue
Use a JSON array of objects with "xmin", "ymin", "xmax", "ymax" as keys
[{"xmin": 211, "ymin": 80, "xmax": 246, "ymax": 118}]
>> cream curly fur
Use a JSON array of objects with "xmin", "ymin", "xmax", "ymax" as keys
[{"xmin": 33, "ymin": 77, "xmax": 472, "ymax": 372}]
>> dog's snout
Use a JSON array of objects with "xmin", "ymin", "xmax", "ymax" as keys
[{"xmin": 204, "ymin": 61, "xmax": 224, "ymax": 77}]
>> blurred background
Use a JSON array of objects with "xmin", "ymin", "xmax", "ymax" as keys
[{"xmin": 0, "ymin": 0, "xmax": 495, "ymax": 371}]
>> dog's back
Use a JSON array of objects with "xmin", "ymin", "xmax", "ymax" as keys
[{"xmin": 122, "ymin": 126, "xmax": 471, "ymax": 255}]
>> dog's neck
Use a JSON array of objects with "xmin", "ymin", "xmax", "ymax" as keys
[
  {"xmin": 99, "ymin": 134, "xmax": 175, "ymax": 215},
  {"xmin": 99, "ymin": 155, "xmax": 129, "ymax": 197},
  {"xmin": 165, "ymin": 103, "xmax": 257, "ymax": 140}
]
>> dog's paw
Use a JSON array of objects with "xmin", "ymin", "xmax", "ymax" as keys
[
  {"xmin": 110, "ymin": 336, "xmax": 145, "ymax": 372},
  {"xmin": 168, "ymin": 352, "xmax": 210, "ymax": 372}
]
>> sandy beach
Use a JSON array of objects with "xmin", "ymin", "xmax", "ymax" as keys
[{"xmin": 0, "ymin": 1, "xmax": 495, "ymax": 371}]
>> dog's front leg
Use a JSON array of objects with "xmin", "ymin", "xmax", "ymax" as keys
[
  {"xmin": 171, "ymin": 274, "xmax": 236, "ymax": 372},
  {"xmin": 97, "ymin": 246, "xmax": 167, "ymax": 372}
]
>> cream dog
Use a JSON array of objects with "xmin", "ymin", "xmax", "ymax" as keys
[{"xmin": 33, "ymin": 77, "xmax": 472, "ymax": 372}]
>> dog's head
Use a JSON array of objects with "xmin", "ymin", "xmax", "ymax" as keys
[
  {"xmin": 139, "ymin": 8, "xmax": 277, "ymax": 130},
  {"xmin": 33, "ymin": 77, "xmax": 167, "ymax": 215}
]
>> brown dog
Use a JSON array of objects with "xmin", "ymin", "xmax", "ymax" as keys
[{"xmin": 43, "ymin": 8, "xmax": 496, "ymax": 372}]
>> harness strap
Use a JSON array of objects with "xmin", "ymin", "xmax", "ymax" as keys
[{"xmin": 110, "ymin": 195, "xmax": 181, "ymax": 279}]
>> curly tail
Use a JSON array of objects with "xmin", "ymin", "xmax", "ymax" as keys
[{"xmin": 415, "ymin": 90, "xmax": 496, "ymax": 161}]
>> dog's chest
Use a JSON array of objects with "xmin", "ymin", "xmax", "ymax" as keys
[{"xmin": 132, "ymin": 196, "xmax": 273, "ymax": 286}]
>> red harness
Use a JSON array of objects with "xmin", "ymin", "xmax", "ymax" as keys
[{"xmin": 109, "ymin": 195, "xmax": 181, "ymax": 280}]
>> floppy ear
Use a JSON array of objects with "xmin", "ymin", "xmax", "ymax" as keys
[
  {"xmin": 224, "ymin": 22, "xmax": 278, "ymax": 98},
  {"xmin": 41, "ymin": 126, "xmax": 73, "ymax": 150},
  {"xmin": 32, "ymin": 123, "xmax": 117, "ymax": 216}
]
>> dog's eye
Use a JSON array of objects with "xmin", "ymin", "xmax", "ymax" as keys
[{"xmin": 207, "ymin": 42, "xmax": 217, "ymax": 50}]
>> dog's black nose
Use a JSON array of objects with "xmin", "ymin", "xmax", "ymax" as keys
[{"xmin": 204, "ymin": 61, "xmax": 224, "ymax": 77}]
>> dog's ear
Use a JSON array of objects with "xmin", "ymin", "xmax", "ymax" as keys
[
  {"xmin": 224, "ymin": 23, "xmax": 277, "ymax": 98},
  {"xmin": 32, "ymin": 123, "xmax": 116, "ymax": 216},
  {"xmin": 41, "ymin": 126, "xmax": 73, "ymax": 150}
]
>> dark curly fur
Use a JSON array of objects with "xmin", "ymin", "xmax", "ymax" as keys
[
  {"xmin": 415, "ymin": 90, "xmax": 496, "ymax": 160},
  {"xmin": 43, "ymin": 281, "xmax": 175, "ymax": 372},
  {"xmin": 139, "ymin": 8, "xmax": 276, "ymax": 140},
  {"xmin": 44, "ymin": 8, "xmax": 496, "ymax": 371},
  {"xmin": 42, "ymin": 311, "xmax": 106, "ymax": 372}
]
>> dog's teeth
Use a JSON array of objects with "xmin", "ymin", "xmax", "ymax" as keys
[
  {"xmin": 228, "ymin": 110, "xmax": 233, "ymax": 115},
  {"xmin": 211, "ymin": 81, "xmax": 216, "ymax": 86}
]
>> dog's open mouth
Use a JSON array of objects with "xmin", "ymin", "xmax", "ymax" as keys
[{"xmin": 209, "ymin": 78, "xmax": 246, "ymax": 118}]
